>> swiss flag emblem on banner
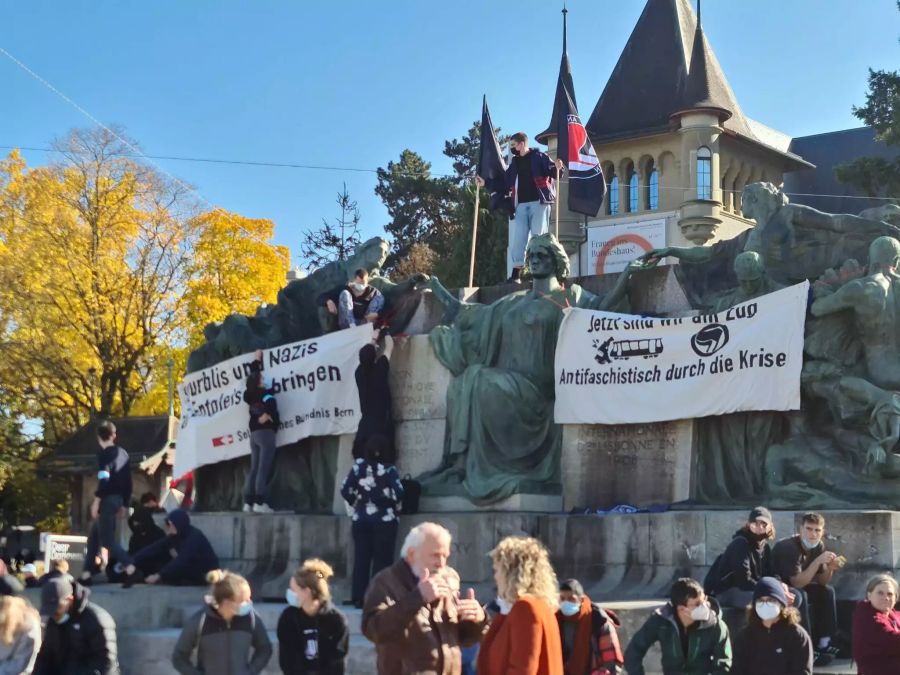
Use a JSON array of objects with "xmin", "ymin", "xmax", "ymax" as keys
[{"xmin": 211, "ymin": 434, "xmax": 234, "ymax": 448}]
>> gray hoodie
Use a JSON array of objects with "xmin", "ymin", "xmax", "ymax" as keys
[
  {"xmin": 172, "ymin": 603, "xmax": 272, "ymax": 675},
  {"xmin": 0, "ymin": 615, "xmax": 40, "ymax": 675}
]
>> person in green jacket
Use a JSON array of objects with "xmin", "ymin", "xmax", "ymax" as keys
[{"xmin": 624, "ymin": 577, "xmax": 732, "ymax": 675}]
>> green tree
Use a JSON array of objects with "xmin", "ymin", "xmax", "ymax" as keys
[{"xmin": 835, "ymin": 2, "xmax": 900, "ymax": 197}]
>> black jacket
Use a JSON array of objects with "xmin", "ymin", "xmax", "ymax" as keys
[
  {"xmin": 705, "ymin": 529, "xmax": 775, "ymax": 594},
  {"xmin": 132, "ymin": 509, "xmax": 219, "ymax": 585},
  {"xmin": 732, "ymin": 620, "xmax": 812, "ymax": 675},
  {"xmin": 277, "ymin": 602, "xmax": 349, "ymax": 674},
  {"xmin": 127, "ymin": 506, "xmax": 166, "ymax": 554},
  {"xmin": 244, "ymin": 358, "xmax": 280, "ymax": 432},
  {"xmin": 95, "ymin": 445, "xmax": 132, "ymax": 503},
  {"xmin": 34, "ymin": 582, "xmax": 119, "ymax": 675}
]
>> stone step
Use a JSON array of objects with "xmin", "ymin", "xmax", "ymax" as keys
[{"xmin": 118, "ymin": 629, "xmax": 375, "ymax": 675}]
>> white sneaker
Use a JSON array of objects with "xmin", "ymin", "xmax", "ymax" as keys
[
  {"xmin": 242, "ymin": 504, "xmax": 253, "ymax": 513},
  {"xmin": 253, "ymin": 503, "xmax": 274, "ymax": 514}
]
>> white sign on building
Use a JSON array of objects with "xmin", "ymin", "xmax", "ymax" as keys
[{"xmin": 586, "ymin": 218, "xmax": 668, "ymax": 275}]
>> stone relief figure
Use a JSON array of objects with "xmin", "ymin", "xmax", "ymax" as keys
[
  {"xmin": 693, "ymin": 252, "xmax": 789, "ymax": 503},
  {"xmin": 421, "ymin": 233, "xmax": 636, "ymax": 505},
  {"xmin": 186, "ymin": 237, "xmax": 428, "ymax": 373},
  {"xmin": 640, "ymin": 182, "xmax": 900, "ymax": 310}
]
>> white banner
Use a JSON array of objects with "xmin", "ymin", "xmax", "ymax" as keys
[
  {"xmin": 587, "ymin": 218, "xmax": 667, "ymax": 275},
  {"xmin": 175, "ymin": 324, "xmax": 372, "ymax": 476},
  {"xmin": 554, "ymin": 282, "xmax": 808, "ymax": 424}
]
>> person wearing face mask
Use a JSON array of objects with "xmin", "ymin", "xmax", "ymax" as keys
[
  {"xmin": 278, "ymin": 559, "xmax": 349, "ymax": 674},
  {"xmin": 338, "ymin": 268, "xmax": 384, "ymax": 330},
  {"xmin": 124, "ymin": 508, "xmax": 219, "ymax": 587},
  {"xmin": 242, "ymin": 349, "xmax": 281, "ymax": 514},
  {"xmin": 173, "ymin": 569, "xmax": 272, "ymax": 675},
  {"xmin": 772, "ymin": 512, "xmax": 843, "ymax": 666},
  {"xmin": 362, "ymin": 522, "xmax": 487, "ymax": 675},
  {"xmin": 34, "ymin": 577, "xmax": 119, "ymax": 675},
  {"xmin": 555, "ymin": 578, "xmax": 623, "ymax": 675},
  {"xmin": 475, "ymin": 132, "xmax": 562, "ymax": 284},
  {"xmin": 732, "ymin": 577, "xmax": 813, "ymax": 675},
  {"xmin": 705, "ymin": 507, "xmax": 779, "ymax": 607},
  {"xmin": 624, "ymin": 577, "xmax": 731, "ymax": 675},
  {"xmin": 852, "ymin": 573, "xmax": 900, "ymax": 675}
]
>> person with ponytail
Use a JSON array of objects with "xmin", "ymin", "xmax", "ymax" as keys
[
  {"xmin": 278, "ymin": 559, "xmax": 349, "ymax": 674},
  {"xmin": 0, "ymin": 595, "xmax": 41, "ymax": 674},
  {"xmin": 172, "ymin": 569, "xmax": 272, "ymax": 675},
  {"xmin": 732, "ymin": 577, "xmax": 813, "ymax": 675}
]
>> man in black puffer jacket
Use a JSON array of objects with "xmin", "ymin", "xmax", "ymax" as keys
[{"xmin": 35, "ymin": 577, "xmax": 119, "ymax": 675}]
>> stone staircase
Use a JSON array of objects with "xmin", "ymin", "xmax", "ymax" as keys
[{"xmin": 25, "ymin": 586, "xmax": 856, "ymax": 674}]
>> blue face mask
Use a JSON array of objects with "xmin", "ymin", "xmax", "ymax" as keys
[
  {"xmin": 285, "ymin": 589, "xmax": 300, "ymax": 608},
  {"xmin": 559, "ymin": 601, "xmax": 581, "ymax": 617},
  {"xmin": 237, "ymin": 601, "xmax": 253, "ymax": 617},
  {"xmin": 56, "ymin": 613, "xmax": 70, "ymax": 625},
  {"xmin": 263, "ymin": 377, "xmax": 273, "ymax": 390},
  {"xmin": 802, "ymin": 537, "xmax": 820, "ymax": 550}
]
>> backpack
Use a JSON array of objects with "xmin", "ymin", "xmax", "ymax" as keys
[
  {"xmin": 400, "ymin": 474, "xmax": 421, "ymax": 514},
  {"xmin": 703, "ymin": 552, "xmax": 730, "ymax": 594}
]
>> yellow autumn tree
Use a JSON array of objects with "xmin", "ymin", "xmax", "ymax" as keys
[{"xmin": 183, "ymin": 208, "xmax": 290, "ymax": 346}]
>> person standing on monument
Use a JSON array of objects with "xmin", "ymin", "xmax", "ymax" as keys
[
  {"xmin": 771, "ymin": 513, "xmax": 843, "ymax": 666},
  {"xmin": 278, "ymin": 559, "xmax": 349, "ymax": 674},
  {"xmin": 80, "ymin": 420, "xmax": 133, "ymax": 586},
  {"xmin": 475, "ymin": 132, "xmax": 562, "ymax": 283},
  {"xmin": 362, "ymin": 522, "xmax": 487, "ymax": 674},
  {"xmin": 352, "ymin": 330, "xmax": 396, "ymax": 461},
  {"xmin": 242, "ymin": 349, "xmax": 280, "ymax": 514},
  {"xmin": 624, "ymin": 578, "xmax": 732, "ymax": 675}
]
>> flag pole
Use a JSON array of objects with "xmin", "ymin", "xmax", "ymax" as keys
[
  {"xmin": 468, "ymin": 180, "xmax": 480, "ymax": 288},
  {"xmin": 554, "ymin": 173, "xmax": 560, "ymax": 238}
]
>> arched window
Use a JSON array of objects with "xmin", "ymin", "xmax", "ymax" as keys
[
  {"xmin": 608, "ymin": 176, "xmax": 619, "ymax": 215},
  {"xmin": 697, "ymin": 147, "xmax": 712, "ymax": 200},
  {"xmin": 648, "ymin": 168, "xmax": 659, "ymax": 210},
  {"xmin": 628, "ymin": 171, "xmax": 639, "ymax": 212}
]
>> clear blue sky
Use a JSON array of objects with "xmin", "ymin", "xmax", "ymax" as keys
[{"xmin": 2, "ymin": 1, "xmax": 897, "ymax": 267}]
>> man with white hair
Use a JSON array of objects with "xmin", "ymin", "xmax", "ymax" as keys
[{"xmin": 362, "ymin": 522, "xmax": 487, "ymax": 674}]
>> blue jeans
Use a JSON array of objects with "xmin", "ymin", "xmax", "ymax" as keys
[
  {"xmin": 509, "ymin": 201, "xmax": 551, "ymax": 271},
  {"xmin": 243, "ymin": 429, "xmax": 277, "ymax": 505}
]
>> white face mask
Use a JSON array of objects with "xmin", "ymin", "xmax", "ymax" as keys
[
  {"xmin": 496, "ymin": 597, "xmax": 512, "ymax": 615},
  {"xmin": 690, "ymin": 602, "xmax": 712, "ymax": 622},
  {"xmin": 755, "ymin": 601, "xmax": 781, "ymax": 621},
  {"xmin": 351, "ymin": 282, "xmax": 366, "ymax": 293}
]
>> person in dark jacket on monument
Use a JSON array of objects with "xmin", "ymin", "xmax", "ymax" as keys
[
  {"xmin": 243, "ymin": 349, "xmax": 280, "ymax": 514},
  {"xmin": 34, "ymin": 576, "xmax": 119, "ymax": 675},
  {"xmin": 705, "ymin": 507, "xmax": 777, "ymax": 606},
  {"xmin": 337, "ymin": 268, "xmax": 384, "ymax": 330},
  {"xmin": 732, "ymin": 576, "xmax": 812, "ymax": 675},
  {"xmin": 351, "ymin": 329, "xmax": 395, "ymax": 461},
  {"xmin": 173, "ymin": 569, "xmax": 272, "ymax": 675},
  {"xmin": 124, "ymin": 508, "xmax": 219, "ymax": 586},
  {"xmin": 278, "ymin": 558, "xmax": 349, "ymax": 674},
  {"xmin": 127, "ymin": 492, "xmax": 166, "ymax": 555}
]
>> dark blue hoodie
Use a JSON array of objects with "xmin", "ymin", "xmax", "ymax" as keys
[{"xmin": 133, "ymin": 508, "xmax": 219, "ymax": 585}]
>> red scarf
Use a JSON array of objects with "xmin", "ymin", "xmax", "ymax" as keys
[{"xmin": 559, "ymin": 596, "xmax": 593, "ymax": 675}]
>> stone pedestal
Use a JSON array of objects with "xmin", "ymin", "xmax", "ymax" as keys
[
  {"xmin": 561, "ymin": 420, "xmax": 695, "ymax": 511},
  {"xmin": 419, "ymin": 493, "xmax": 563, "ymax": 513}
]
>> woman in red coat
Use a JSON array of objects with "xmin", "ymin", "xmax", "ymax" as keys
[
  {"xmin": 477, "ymin": 536, "xmax": 564, "ymax": 675},
  {"xmin": 852, "ymin": 573, "xmax": 900, "ymax": 675}
]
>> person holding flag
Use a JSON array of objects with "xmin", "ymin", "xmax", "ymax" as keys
[{"xmin": 476, "ymin": 131, "xmax": 562, "ymax": 284}]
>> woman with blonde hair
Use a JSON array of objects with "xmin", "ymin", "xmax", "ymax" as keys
[
  {"xmin": 172, "ymin": 569, "xmax": 272, "ymax": 674},
  {"xmin": 0, "ymin": 595, "xmax": 40, "ymax": 674},
  {"xmin": 852, "ymin": 573, "xmax": 900, "ymax": 675},
  {"xmin": 278, "ymin": 559, "xmax": 349, "ymax": 674},
  {"xmin": 477, "ymin": 536, "xmax": 563, "ymax": 675}
]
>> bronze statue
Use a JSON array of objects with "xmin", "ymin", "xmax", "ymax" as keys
[{"xmin": 421, "ymin": 233, "xmax": 636, "ymax": 505}]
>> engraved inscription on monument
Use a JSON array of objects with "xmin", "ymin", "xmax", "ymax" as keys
[
  {"xmin": 389, "ymin": 335, "xmax": 451, "ymax": 421},
  {"xmin": 561, "ymin": 421, "xmax": 694, "ymax": 510}
]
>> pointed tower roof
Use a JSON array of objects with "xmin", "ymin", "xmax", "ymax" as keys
[
  {"xmin": 536, "ymin": 8, "xmax": 575, "ymax": 145},
  {"xmin": 585, "ymin": 0, "xmax": 810, "ymax": 168}
]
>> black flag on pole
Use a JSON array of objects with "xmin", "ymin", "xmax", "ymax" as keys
[
  {"xmin": 554, "ymin": 13, "xmax": 605, "ymax": 217},
  {"xmin": 477, "ymin": 96, "xmax": 512, "ymax": 215}
]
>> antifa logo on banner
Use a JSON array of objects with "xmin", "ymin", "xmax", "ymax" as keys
[
  {"xmin": 565, "ymin": 114, "xmax": 602, "ymax": 179},
  {"xmin": 691, "ymin": 323, "xmax": 730, "ymax": 357}
]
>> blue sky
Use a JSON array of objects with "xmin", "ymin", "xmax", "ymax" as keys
[{"xmin": 2, "ymin": 1, "xmax": 897, "ymax": 267}]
